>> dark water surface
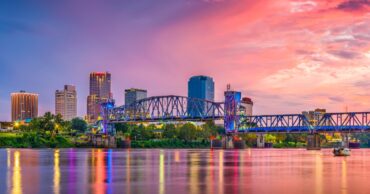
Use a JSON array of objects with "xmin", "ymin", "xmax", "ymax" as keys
[{"xmin": 0, "ymin": 148, "xmax": 370, "ymax": 194}]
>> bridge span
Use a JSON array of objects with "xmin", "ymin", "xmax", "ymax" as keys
[{"xmin": 100, "ymin": 94, "xmax": 370, "ymax": 134}]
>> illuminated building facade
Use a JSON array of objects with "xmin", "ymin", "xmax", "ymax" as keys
[
  {"xmin": 55, "ymin": 85, "xmax": 77, "ymax": 121},
  {"xmin": 187, "ymin": 75, "xmax": 215, "ymax": 117},
  {"xmin": 224, "ymin": 90, "xmax": 241, "ymax": 133},
  {"xmin": 87, "ymin": 72, "xmax": 112, "ymax": 123},
  {"xmin": 11, "ymin": 91, "xmax": 38, "ymax": 121}
]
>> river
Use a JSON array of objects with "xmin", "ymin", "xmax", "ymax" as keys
[{"xmin": 0, "ymin": 148, "xmax": 369, "ymax": 194}]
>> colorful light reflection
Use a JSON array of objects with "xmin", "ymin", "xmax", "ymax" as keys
[
  {"xmin": 54, "ymin": 149, "xmax": 60, "ymax": 194},
  {"xmin": 12, "ymin": 151, "xmax": 22, "ymax": 194}
]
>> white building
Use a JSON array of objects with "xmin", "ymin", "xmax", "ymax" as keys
[
  {"xmin": 240, "ymin": 97, "xmax": 253, "ymax": 116},
  {"xmin": 55, "ymin": 85, "xmax": 77, "ymax": 120}
]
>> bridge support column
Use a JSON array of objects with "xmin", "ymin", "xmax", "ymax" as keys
[
  {"xmin": 257, "ymin": 134, "xmax": 265, "ymax": 148},
  {"xmin": 224, "ymin": 135, "xmax": 234, "ymax": 149},
  {"xmin": 307, "ymin": 133, "xmax": 321, "ymax": 150},
  {"xmin": 341, "ymin": 133, "xmax": 350, "ymax": 148}
]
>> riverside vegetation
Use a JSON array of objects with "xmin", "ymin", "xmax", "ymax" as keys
[{"xmin": 1, "ymin": 112, "xmax": 370, "ymax": 148}]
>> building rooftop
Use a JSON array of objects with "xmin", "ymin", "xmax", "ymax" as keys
[
  {"xmin": 125, "ymin": 88, "xmax": 147, "ymax": 92},
  {"xmin": 11, "ymin": 91, "xmax": 38, "ymax": 96}
]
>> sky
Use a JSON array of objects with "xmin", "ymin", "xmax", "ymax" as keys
[{"xmin": 0, "ymin": 0, "xmax": 369, "ymax": 121}]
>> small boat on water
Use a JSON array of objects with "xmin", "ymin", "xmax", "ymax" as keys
[{"xmin": 333, "ymin": 147, "xmax": 351, "ymax": 156}]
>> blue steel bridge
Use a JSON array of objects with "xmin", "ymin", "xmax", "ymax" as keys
[{"xmin": 100, "ymin": 95, "xmax": 370, "ymax": 134}]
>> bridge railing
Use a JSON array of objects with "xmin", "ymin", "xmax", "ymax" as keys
[
  {"xmin": 238, "ymin": 112, "xmax": 370, "ymax": 133},
  {"xmin": 315, "ymin": 112, "xmax": 370, "ymax": 132}
]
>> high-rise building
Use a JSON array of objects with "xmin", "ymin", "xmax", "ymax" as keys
[
  {"xmin": 187, "ymin": 75, "xmax": 215, "ymax": 117},
  {"xmin": 87, "ymin": 72, "xmax": 112, "ymax": 123},
  {"xmin": 125, "ymin": 88, "xmax": 147, "ymax": 106},
  {"xmin": 11, "ymin": 91, "xmax": 38, "ymax": 121},
  {"xmin": 55, "ymin": 85, "xmax": 77, "ymax": 121}
]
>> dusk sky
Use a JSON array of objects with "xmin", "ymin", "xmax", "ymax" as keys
[{"xmin": 0, "ymin": 0, "xmax": 369, "ymax": 121}]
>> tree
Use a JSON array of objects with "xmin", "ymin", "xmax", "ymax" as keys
[
  {"xmin": 130, "ymin": 124, "xmax": 153, "ymax": 140},
  {"xmin": 41, "ymin": 112, "xmax": 56, "ymax": 133},
  {"xmin": 163, "ymin": 124, "xmax": 178, "ymax": 139},
  {"xmin": 200, "ymin": 121, "xmax": 220, "ymax": 138},
  {"xmin": 71, "ymin": 117, "xmax": 87, "ymax": 133},
  {"xmin": 178, "ymin": 123, "xmax": 197, "ymax": 141},
  {"xmin": 115, "ymin": 123, "xmax": 130, "ymax": 134}
]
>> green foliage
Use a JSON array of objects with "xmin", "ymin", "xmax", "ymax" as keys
[
  {"xmin": 0, "ymin": 132, "xmax": 73, "ymax": 148},
  {"xmin": 178, "ymin": 123, "xmax": 197, "ymax": 141},
  {"xmin": 71, "ymin": 117, "xmax": 88, "ymax": 132},
  {"xmin": 130, "ymin": 124, "xmax": 154, "ymax": 140},
  {"xmin": 238, "ymin": 133, "xmax": 256, "ymax": 147},
  {"xmin": 115, "ymin": 123, "xmax": 130, "ymax": 134},
  {"xmin": 162, "ymin": 124, "xmax": 178, "ymax": 139},
  {"xmin": 18, "ymin": 112, "xmax": 73, "ymax": 134},
  {"xmin": 352, "ymin": 133, "xmax": 370, "ymax": 147}
]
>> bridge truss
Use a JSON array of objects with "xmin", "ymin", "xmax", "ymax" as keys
[
  {"xmin": 106, "ymin": 95, "xmax": 224, "ymax": 123},
  {"xmin": 102, "ymin": 95, "xmax": 370, "ymax": 134},
  {"xmin": 239, "ymin": 112, "xmax": 370, "ymax": 133}
]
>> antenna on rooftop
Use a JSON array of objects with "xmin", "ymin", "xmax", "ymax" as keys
[{"xmin": 227, "ymin": 84, "xmax": 231, "ymax": 91}]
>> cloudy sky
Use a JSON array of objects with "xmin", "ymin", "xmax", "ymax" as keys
[{"xmin": 0, "ymin": 0, "xmax": 369, "ymax": 120}]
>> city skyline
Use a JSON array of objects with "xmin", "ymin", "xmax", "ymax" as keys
[{"xmin": 1, "ymin": 0, "xmax": 370, "ymax": 121}]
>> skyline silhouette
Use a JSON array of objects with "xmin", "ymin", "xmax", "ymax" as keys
[{"xmin": 1, "ymin": 0, "xmax": 369, "ymax": 121}]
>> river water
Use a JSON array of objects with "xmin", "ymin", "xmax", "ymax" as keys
[{"xmin": 0, "ymin": 148, "xmax": 369, "ymax": 194}]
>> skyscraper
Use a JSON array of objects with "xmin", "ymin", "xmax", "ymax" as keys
[
  {"xmin": 187, "ymin": 75, "xmax": 215, "ymax": 117},
  {"xmin": 125, "ymin": 88, "xmax": 147, "ymax": 106},
  {"xmin": 11, "ymin": 91, "xmax": 38, "ymax": 121},
  {"xmin": 87, "ymin": 72, "xmax": 112, "ymax": 123},
  {"xmin": 55, "ymin": 85, "xmax": 77, "ymax": 121}
]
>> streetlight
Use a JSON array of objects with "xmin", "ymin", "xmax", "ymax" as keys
[{"xmin": 14, "ymin": 121, "xmax": 20, "ymax": 129}]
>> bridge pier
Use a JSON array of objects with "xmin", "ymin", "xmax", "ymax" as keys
[
  {"xmin": 91, "ymin": 135, "xmax": 117, "ymax": 148},
  {"xmin": 225, "ymin": 135, "xmax": 234, "ymax": 149},
  {"xmin": 306, "ymin": 133, "xmax": 321, "ymax": 150},
  {"xmin": 341, "ymin": 133, "xmax": 350, "ymax": 148},
  {"xmin": 217, "ymin": 135, "xmax": 246, "ymax": 149},
  {"xmin": 257, "ymin": 134, "xmax": 265, "ymax": 148}
]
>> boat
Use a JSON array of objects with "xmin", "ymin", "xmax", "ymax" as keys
[{"xmin": 333, "ymin": 147, "xmax": 351, "ymax": 156}]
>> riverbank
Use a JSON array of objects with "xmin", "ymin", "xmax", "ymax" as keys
[
  {"xmin": 1, "ymin": 132, "xmax": 369, "ymax": 149},
  {"xmin": 0, "ymin": 132, "xmax": 73, "ymax": 148}
]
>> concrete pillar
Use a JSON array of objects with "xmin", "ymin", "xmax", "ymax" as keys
[
  {"xmin": 257, "ymin": 134, "xmax": 265, "ymax": 148},
  {"xmin": 342, "ymin": 133, "xmax": 350, "ymax": 148},
  {"xmin": 307, "ymin": 133, "xmax": 321, "ymax": 150},
  {"xmin": 224, "ymin": 135, "xmax": 234, "ymax": 149},
  {"xmin": 233, "ymin": 139, "xmax": 246, "ymax": 149},
  {"xmin": 211, "ymin": 139, "xmax": 223, "ymax": 149}
]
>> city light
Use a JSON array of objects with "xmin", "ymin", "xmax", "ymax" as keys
[
  {"xmin": 0, "ymin": 1, "xmax": 369, "ymax": 194},
  {"xmin": 13, "ymin": 121, "xmax": 20, "ymax": 128}
]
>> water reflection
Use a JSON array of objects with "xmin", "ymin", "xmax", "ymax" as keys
[
  {"xmin": 12, "ymin": 151, "xmax": 22, "ymax": 194},
  {"xmin": 174, "ymin": 151, "xmax": 180, "ymax": 162},
  {"xmin": 159, "ymin": 150, "xmax": 165, "ymax": 194},
  {"xmin": 126, "ymin": 149, "xmax": 131, "ymax": 194},
  {"xmin": 95, "ymin": 149, "xmax": 106, "ymax": 194},
  {"xmin": 1, "ymin": 149, "xmax": 370, "ymax": 194},
  {"xmin": 315, "ymin": 153, "xmax": 323, "ymax": 194},
  {"xmin": 341, "ymin": 159, "xmax": 347, "ymax": 194},
  {"xmin": 189, "ymin": 152, "xmax": 199, "ymax": 194},
  {"xmin": 7, "ymin": 149, "xmax": 11, "ymax": 191},
  {"xmin": 218, "ymin": 150, "xmax": 224, "ymax": 194},
  {"xmin": 54, "ymin": 149, "xmax": 60, "ymax": 194}
]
